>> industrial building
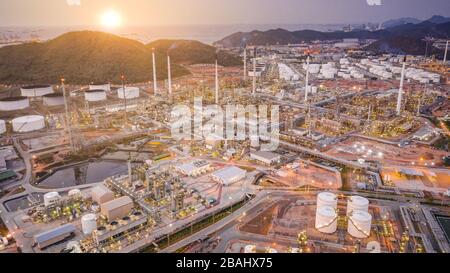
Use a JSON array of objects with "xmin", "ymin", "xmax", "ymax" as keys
[
  {"xmin": 100, "ymin": 196, "xmax": 134, "ymax": 221},
  {"xmin": 211, "ymin": 166, "xmax": 247, "ymax": 186},
  {"xmin": 93, "ymin": 211, "xmax": 146, "ymax": 246},
  {"xmin": 91, "ymin": 185, "xmax": 115, "ymax": 204},
  {"xmin": 33, "ymin": 224, "xmax": 76, "ymax": 249},
  {"xmin": 175, "ymin": 160, "xmax": 211, "ymax": 176},
  {"xmin": 250, "ymin": 151, "xmax": 281, "ymax": 165}
]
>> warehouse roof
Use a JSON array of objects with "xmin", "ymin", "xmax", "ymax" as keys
[
  {"xmin": 212, "ymin": 166, "xmax": 246, "ymax": 182},
  {"xmin": 34, "ymin": 224, "xmax": 76, "ymax": 244},
  {"xmin": 101, "ymin": 196, "xmax": 133, "ymax": 211}
]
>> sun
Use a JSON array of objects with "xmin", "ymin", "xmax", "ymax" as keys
[{"xmin": 100, "ymin": 10, "xmax": 122, "ymax": 28}]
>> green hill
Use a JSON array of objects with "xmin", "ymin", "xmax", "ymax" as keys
[
  {"xmin": 0, "ymin": 31, "xmax": 189, "ymax": 84},
  {"xmin": 147, "ymin": 39, "xmax": 242, "ymax": 67}
]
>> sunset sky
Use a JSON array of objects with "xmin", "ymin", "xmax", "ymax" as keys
[{"xmin": 0, "ymin": 0, "xmax": 448, "ymax": 26}]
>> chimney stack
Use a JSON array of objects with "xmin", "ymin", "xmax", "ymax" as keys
[
  {"xmin": 152, "ymin": 48, "xmax": 158, "ymax": 94},
  {"xmin": 396, "ymin": 56, "xmax": 407, "ymax": 116}
]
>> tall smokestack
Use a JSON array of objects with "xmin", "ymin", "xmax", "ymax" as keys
[
  {"xmin": 152, "ymin": 48, "xmax": 158, "ymax": 94},
  {"xmin": 215, "ymin": 52, "xmax": 219, "ymax": 104},
  {"xmin": 444, "ymin": 40, "xmax": 449, "ymax": 64},
  {"xmin": 397, "ymin": 56, "xmax": 407, "ymax": 116},
  {"xmin": 61, "ymin": 78, "xmax": 74, "ymax": 152},
  {"xmin": 304, "ymin": 54, "xmax": 310, "ymax": 102},
  {"xmin": 167, "ymin": 54, "xmax": 172, "ymax": 96},
  {"xmin": 243, "ymin": 45, "xmax": 247, "ymax": 81},
  {"xmin": 252, "ymin": 47, "xmax": 257, "ymax": 95}
]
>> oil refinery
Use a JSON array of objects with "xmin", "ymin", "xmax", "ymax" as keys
[{"xmin": 0, "ymin": 0, "xmax": 449, "ymax": 261}]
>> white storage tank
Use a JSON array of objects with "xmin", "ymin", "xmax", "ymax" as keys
[
  {"xmin": 12, "ymin": 115, "xmax": 45, "ymax": 133},
  {"xmin": 43, "ymin": 93, "xmax": 65, "ymax": 106},
  {"xmin": 89, "ymin": 83, "xmax": 110, "ymax": 92},
  {"xmin": 44, "ymin": 192, "xmax": 61, "ymax": 207},
  {"xmin": 0, "ymin": 120, "xmax": 6, "ymax": 134},
  {"xmin": 21, "ymin": 85, "xmax": 53, "ymax": 97},
  {"xmin": 315, "ymin": 206, "xmax": 338, "ymax": 234},
  {"xmin": 68, "ymin": 189, "xmax": 81, "ymax": 198},
  {"xmin": 117, "ymin": 87, "xmax": 140, "ymax": 99},
  {"xmin": 317, "ymin": 192, "xmax": 337, "ymax": 209},
  {"xmin": 81, "ymin": 214, "xmax": 97, "ymax": 235},
  {"xmin": 85, "ymin": 89, "xmax": 107, "ymax": 102},
  {"xmin": 244, "ymin": 245, "xmax": 256, "ymax": 253},
  {"xmin": 0, "ymin": 97, "xmax": 30, "ymax": 111},
  {"xmin": 348, "ymin": 210, "xmax": 372, "ymax": 239},
  {"xmin": 347, "ymin": 196, "xmax": 369, "ymax": 215}
]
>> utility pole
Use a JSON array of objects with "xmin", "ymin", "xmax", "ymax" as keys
[{"xmin": 61, "ymin": 78, "xmax": 74, "ymax": 152}]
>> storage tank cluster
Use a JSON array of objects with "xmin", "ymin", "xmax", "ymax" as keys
[
  {"xmin": 117, "ymin": 87, "xmax": 140, "ymax": 100},
  {"xmin": 404, "ymin": 68, "xmax": 440, "ymax": 84},
  {"xmin": 20, "ymin": 85, "xmax": 53, "ymax": 98},
  {"xmin": 12, "ymin": 115, "xmax": 45, "ymax": 133},
  {"xmin": 85, "ymin": 89, "xmax": 107, "ymax": 102},
  {"xmin": 347, "ymin": 195, "xmax": 371, "ymax": 239},
  {"xmin": 315, "ymin": 193, "xmax": 372, "ymax": 239},
  {"xmin": 315, "ymin": 192, "xmax": 338, "ymax": 234},
  {"xmin": 360, "ymin": 58, "xmax": 440, "ymax": 83},
  {"xmin": 278, "ymin": 63, "xmax": 300, "ymax": 81},
  {"xmin": 319, "ymin": 63, "xmax": 338, "ymax": 79},
  {"xmin": 43, "ymin": 93, "xmax": 65, "ymax": 106},
  {"xmin": 0, "ymin": 96, "xmax": 30, "ymax": 111}
]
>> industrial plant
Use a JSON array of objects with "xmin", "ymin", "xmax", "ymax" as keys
[{"xmin": 0, "ymin": 1, "xmax": 449, "ymax": 258}]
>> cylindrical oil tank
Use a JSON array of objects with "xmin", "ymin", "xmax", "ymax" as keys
[
  {"xmin": 315, "ymin": 206, "xmax": 338, "ymax": 234},
  {"xmin": 43, "ymin": 93, "xmax": 65, "ymax": 106},
  {"xmin": 12, "ymin": 115, "xmax": 45, "ymax": 133},
  {"xmin": 0, "ymin": 96, "xmax": 30, "ymax": 111},
  {"xmin": 68, "ymin": 189, "xmax": 81, "ymax": 198},
  {"xmin": 89, "ymin": 83, "xmax": 110, "ymax": 92},
  {"xmin": 0, "ymin": 120, "xmax": 6, "ymax": 134},
  {"xmin": 317, "ymin": 192, "xmax": 337, "ymax": 210},
  {"xmin": 81, "ymin": 214, "xmax": 97, "ymax": 235},
  {"xmin": 44, "ymin": 192, "xmax": 61, "ymax": 207},
  {"xmin": 348, "ymin": 210, "xmax": 372, "ymax": 239},
  {"xmin": 244, "ymin": 245, "xmax": 256, "ymax": 253},
  {"xmin": 85, "ymin": 89, "xmax": 107, "ymax": 102},
  {"xmin": 347, "ymin": 196, "xmax": 369, "ymax": 215},
  {"xmin": 117, "ymin": 87, "xmax": 140, "ymax": 99},
  {"xmin": 20, "ymin": 85, "xmax": 53, "ymax": 97}
]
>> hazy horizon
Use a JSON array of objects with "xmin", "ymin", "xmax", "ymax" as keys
[{"xmin": 0, "ymin": 0, "xmax": 449, "ymax": 27}]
